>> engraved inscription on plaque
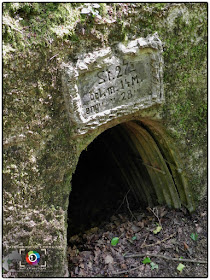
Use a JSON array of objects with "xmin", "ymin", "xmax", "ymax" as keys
[
  {"xmin": 78, "ymin": 57, "xmax": 152, "ymax": 118},
  {"xmin": 62, "ymin": 34, "xmax": 164, "ymax": 135}
]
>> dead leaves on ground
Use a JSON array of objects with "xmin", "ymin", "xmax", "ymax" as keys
[{"xmin": 68, "ymin": 205, "xmax": 207, "ymax": 277}]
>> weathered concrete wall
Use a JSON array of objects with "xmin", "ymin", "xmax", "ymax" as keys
[{"xmin": 3, "ymin": 3, "xmax": 207, "ymax": 277}]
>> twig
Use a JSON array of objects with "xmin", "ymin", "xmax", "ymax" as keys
[
  {"xmin": 112, "ymin": 265, "xmax": 140, "ymax": 275},
  {"xmin": 124, "ymin": 253, "xmax": 207, "ymax": 264},
  {"xmin": 142, "ymin": 232, "xmax": 176, "ymax": 248},
  {"xmin": 140, "ymin": 233, "xmax": 149, "ymax": 248},
  {"xmin": 147, "ymin": 207, "xmax": 161, "ymax": 226},
  {"xmin": 125, "ymin": 193, "xmax": 137, "ymax": 221},
  {"xmin": 113, "ymin": 253, "xmax": 207, "ymax": 275},
  {"xmin": 114, "ymin": 190, "xmax": 130, "ymax": 214}
]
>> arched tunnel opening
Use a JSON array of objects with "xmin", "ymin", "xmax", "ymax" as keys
[{"xmin": 67, "ymin": 120, "xmax": 195, "ymax": 241}]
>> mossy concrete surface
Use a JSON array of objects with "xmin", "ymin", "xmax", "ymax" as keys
[{"xmin": 3, "ymin": 3, "xmax": 207, "ymax": 277}]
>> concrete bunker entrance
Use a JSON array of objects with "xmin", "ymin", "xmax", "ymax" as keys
[{"xmin": 67, "ymin": 119, "xmax": 195, "ymax": 241}]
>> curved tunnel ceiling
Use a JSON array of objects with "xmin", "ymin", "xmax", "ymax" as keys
[
  {"xmin": 90, "ymin": 120, "xmax": 195, "ymax": 212},
  {"xmin": 121, "ymin": 121, "xmax": 195, "ymax": 211}
]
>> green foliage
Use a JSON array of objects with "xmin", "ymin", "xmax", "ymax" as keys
[
  {"xmin": 142, "ymin": 257, "xmax": 151, "ymax": 264},
  {"xmin": 150, "ymin": 262, "xmax": 158, "ymax": 270},
  {"xmin": 111, "ymin": 237, "xmax": 119, "ymax": 246},
  {"xmin": 190, "ymin": 233, "xmax": 198, "ymax": 241},
  {"xmin": 153, "ymin": 224, "xmax": 162, "ymax": 234},
  {"xmin": 98, "ymin": 3, "xmax": 108, "ymax": 17},
  {"xmin": 177, "ymin": 263, "xmax": 185, "ymax": 272}
]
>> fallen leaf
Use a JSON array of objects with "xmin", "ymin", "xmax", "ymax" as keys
[
  {"xmin": 190, "ymin": 233, "xmax": 198, "ymax": 241},
  {"xmin": 119, "ymin": 227, "xmax": 124, "ymax": 233},
  {"xmin": 69, "ymin": 234, "xmax": 80, "ymax": 243},
  {"xmin": 178, "ymin": 227, "xmax": 182, "ymax": 234},
  {"xmin": 177, "ymin": 263, "xmax": 185, "ymax": 272},
  {"xmin": 153, "ymin": 225, "xmax": 162, "ymax": 234},
  {"xmin": 184, "ymin": 242, "xmax": 189, "ymax": 250},
  {"xmin": 78, "ymin": 268, "xmax": 85, "ymax": 276},
  {"xmin": 80, "ymin": 251, "xmax": 92, "ymax": 258},
  {"xmin": 111, "ymin": 237, "xmax": 119, "ymax": 246},
  {"xmin": 75, "ymin": 266, "xmax": 78, "ymax": 274},
  {"xmin": 79, "ymin": 263, "xmax": 84, "ymax": 269},
  {"xmin": 121, "ymin": 263, "xmax": 127, "ymax": 269},
  {"xmin": 104, "ymin": 255, "xmax": 114, "ymax": 264},
  {"xmin": 142, "ymin": 257, "xmax": 151, "ymax": 264},
  {"xmin": 131, "ymin": 225, "xmax": 141, "ymax": 233},
  {"xmin": 137, "ymin": 221, "xmax": 144, "ymax": 228},
  {"xmin": 170, "ymin": 238, "xmax": 177, "ymax": 244},
  {"xmin": 87, "ymin": 262, "xmax": 92, "ymax": 269},
  {"xmin": 114, "ymin": 220, "xmax": 120, "ymax": 226},
  {"xmin": 136, "ymin": 213, "xmax": 145, "ymax": 221},
  {"xmin": 160, "ymin": 210, "xmax": 168, "ymax": 218},
  {"xmin": 89, "ymin": 227, "xmax": 99, "ymax": 234},
  {"xmin": 110, "ymin": 215, "xmax": 118, "ymax": 222},
  {"xmin": 150, "ymin": 262, "xmax": 158, "ymax": 270}
]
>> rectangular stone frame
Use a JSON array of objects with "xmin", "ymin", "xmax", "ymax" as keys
[{"xmin": 62, "ymin": 33, "xmax": 164, "ymax": 136}]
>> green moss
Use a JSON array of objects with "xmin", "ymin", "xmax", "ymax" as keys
[
  {"xmin": 3, "ymin": 3, "xmax": 81, "ymax": 61},
  {"xmin": 3, "ymin": 0, "xmax": 207, "ymax": 236},
  {"xmin": 2, "ymin": 5, "xmax": 207, "ymax": 276},
  {"xmin": 99, "ymin": 3, "xmax": 108, "ymax": 17}
]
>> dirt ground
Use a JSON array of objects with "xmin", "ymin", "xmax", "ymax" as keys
[{"xmin": 68, "ymin": 197, "xmax": 207, "ymax": 277}]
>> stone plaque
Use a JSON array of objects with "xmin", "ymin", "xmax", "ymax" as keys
[{"xmin": 62, "ymin": 33, "xmax": 164, "ymax": 135}]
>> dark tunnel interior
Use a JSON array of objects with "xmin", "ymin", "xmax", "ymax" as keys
[
  {"xmin": 67, "ymin": 122, "xmax": 157, "ymax": 239},
  {"xmin": 67, "ymin": 120, "xmax": 195, "ymax": 241}
]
